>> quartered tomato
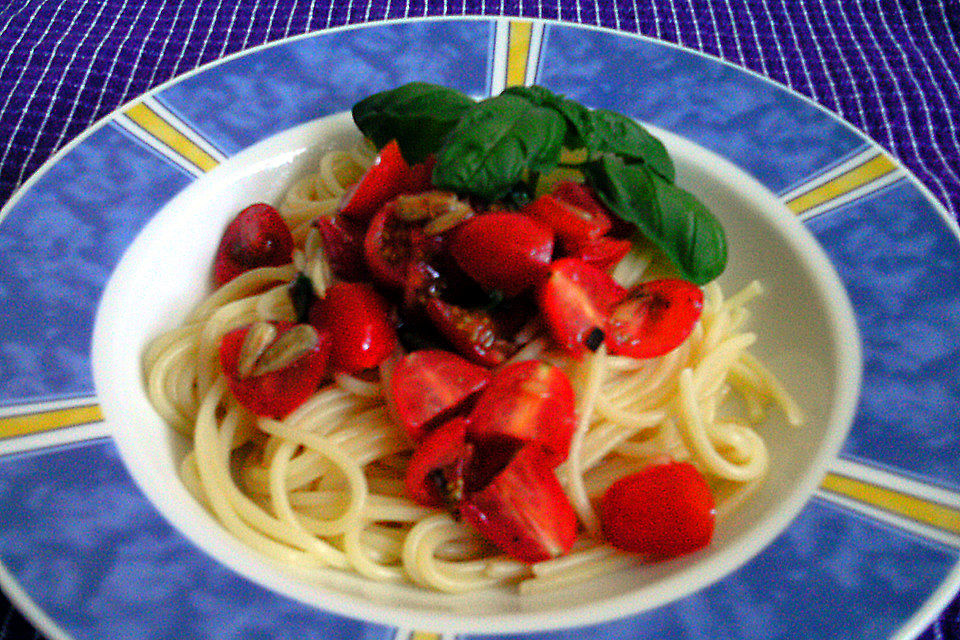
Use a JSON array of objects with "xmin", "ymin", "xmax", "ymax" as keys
[
  {"xmin": 537, "ymin": 258, "xmax": 627, "ymax": 357},
  {"xmin": 525, "ymin": 181, "xmax": 611, "ymax": 251},
  {"xmin": 384, "ymin": 349, "xmax": 490, "ymax": 442},
  {"xmin": 605, "ymin": 279, "xmax": 704, "ymax": 358},
  {"xmin": 598, "ymin": 460, "xmax": 715, "ymax": 559},
  {"xmin": 310, "ymin": 282, "xmax": 397, "ymax": 374},
  {"xmin": 213, "ymin": 203, "xmax": 294, "ymax": 287},
  {"xmin": 338, "ymin": 140, "xmax": 434, "ymax": 223},
  {"xmin": 570, "ymin": 236, "xmax": 633, "ymax": 272},
  {"xmin": 404, "ymin": 416, "xmax": 472, "ymax": 508},
  {"xmin": 424, "ymin": 298, "xmax": 515, "ymax": 368},
  {"xmin": 311, "ymin": 214, "xmax": 367, "ymax": 281},
  {"xmin": 449, "ymin": 212, "xmax": 554, "ymax": 297},
  {"xmin": 219, "ymin": 321, "xmax": 330, "ymax": 419},
  {"xmin": 467, "ymin": 360, "xmax": 577, "ymax": 466},
  {"xmin": 460, "ymin": 442, "xmax": 578, "ymax": 563},
  {"xmin": 364, "ymin": 201, "xmax": 441, "ymax": 290}
]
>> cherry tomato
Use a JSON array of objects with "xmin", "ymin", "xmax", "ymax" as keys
[
  {"xmin": 525, "ymin": 181, "xmax": 611, "ymax": 251},
  {"xmin": 605, "ymin": 279, "xmax": 704, "ymax": 358},
  {"xmin": 537, "ymin": 258, "xmax": 627, "ymax": 357},
  {"xmin": 364, "ymin": 202, "xmax": 440, "ymax": 290},
  {"xmin": 338, "ymin": 140, "xmax": 433, "ymax": 223},
  {"xmin": 460, "ymin": 442, "xmax": 578, "ymax": 563},
  {"xmin": 219, "ymin": 321, "xmax": 331, "ymax": 419},
  {"xmin": 312, "ymin": 214, "xmax": 367, "ymax": 281},
  {"xmin": 570, "ymin": 236, "xmax": 632, "ymax": 272},
  {"xmin": 424, "ymin": 298, "xmax": 515, "ymax": 368},
  {"xmin": 213, "ymin": 203, "xmax": 294, "ymax": 286},
  {"xmin": 310, "ymin": 282, "xmax": 397, "ymax": 373},
  {"xmin": 384, "ymin": 349, "xmax": 490, "ymax": 442},
  {"xmin": 449, "ymin": 212, "xmax": 554, "ymax": 297},
  {"xmin": 598, "ymin": 461, "xmax": 715, "ymax": 558},
  {"xmin": 467, "ymin": 360, "xmax": 577, "ymax": 466},
  {"xmin": 404, "ymin": 416, "xmax": 473, "ymax": 508}
]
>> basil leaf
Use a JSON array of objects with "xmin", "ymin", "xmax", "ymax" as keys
[
  {"xmin": 501, "ymin": 84, "xmax": 564, "ymax": 109},
  {"xmin": 584, "ymin": 155, "xmax": 726, "ymax": 284},
  {"xmin": 433, "ymin": 94, "xmax": 566, "ymax": 201},
  {"xmin": 587, "ymin": 109, "xmax": 675, "ymax": 183},
  {"xmin": 351, "ymin": 82, "xmax": 475, "ymax": 164}
]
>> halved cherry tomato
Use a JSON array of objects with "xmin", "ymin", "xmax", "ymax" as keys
[
  {"xmin": 219, "ymin": 321, "xmax": 330, "ymax": 419},
  {"xmin": 364, "ymin": 202, "xmax": 440, "ymax": 290},
  {"xmin": 598, "ymin": 461, "xmax": 715, "ymax": 559},
  {"xmin": 570, "ymin": 236, "xmax": 633, "ymax": 272},
  {"xmin": 383, "ymin": 349, "xmax": 490, "ymax": 442},
  {"xmin": 460, "ymin": 442, "xmax": 578, "ymax": 563},
  {"xmin": 537, "ymin": 258, "xmax": 627, "ymax": 357},
  {"xmin": 449, "ymin": 213, "xmax": 554, "ymax": 297},
  {"xmin": 310, "ymin": 282, "xmax": 397, "ymax": 373},
  {"xmin": 312, "ymin": 214, "xmax": 367, "ymax": 281},
  {"xmin": 338, "ymin": 140, "xmax": 434, "ymax": 222},
  {"xmin": 404, "ymin": 416, "xmax": 473, "ymax": 508},
  {"xmin": 524, "ymin": 181, "xmax": 611, "ymax": 251},
  {"xmin": 467, "ymin": 360, "xmax": 577, "ymax": 466},
  {"xmin": 424, "ymin": 298, "xmax": 515, "ymax": 368},
  {"xmin": 605, "ymin": 279, "xmax": 704, "ymax": 358},
  {"xmin": 213, "ymin": 203, "xmax": 294, "ymax": 286}
]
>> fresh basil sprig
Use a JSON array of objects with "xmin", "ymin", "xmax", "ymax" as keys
[{"xmin": 351, "ymin": 82, "xmax": 727, "ymax": 284}]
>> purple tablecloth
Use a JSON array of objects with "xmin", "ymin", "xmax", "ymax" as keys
[{"xmin": 1, "ymin": 1, "xmax": 957, "ymax": 638}]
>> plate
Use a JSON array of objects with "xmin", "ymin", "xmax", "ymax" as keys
[{"xmin": 1, "ymin": 17, "xmax": 958, "ymax": 640}]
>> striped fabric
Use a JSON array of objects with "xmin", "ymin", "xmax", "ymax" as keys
[{"xmin": 0, "ymin": 1, "xmax": 957, "ymax": 638}]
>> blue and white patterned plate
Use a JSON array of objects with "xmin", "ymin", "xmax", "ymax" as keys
[{"xmin": 1, "ymin": 18, "xmax": 958, "ymax": 640}]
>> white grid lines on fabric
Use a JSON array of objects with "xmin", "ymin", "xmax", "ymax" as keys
[
  {"xmin": 681, "ymin": 0, "xmax": 704, "ymax": 52},
  {"xmin": 880, "ymin": 5, "xmax": 960, "ymax": 186},
  {"xmin": 716, "ymin": 0, "xmax": 745, "ymax": 66},
  {"xmin": 735, "ymin": 0, "xmax": 770, "ymax": 77},
  {"xmin": 215, "ymin": 0, "xmax": 248, "ymax": 60},
  {"xmin": 768, "ymin": 0, "xmax": 816, "ymax": 102},
  {"xmin": 648, "ymin": 0, "xmax": 660, "ymax": 39},
  {"xmin": 0, "ymin": 0, "xmax": 95, "ymax": 182},
  {"xmin": 143, "ymin": 0, "xmax": 201, "ymax": 87},
  {"xmin": 701, "ymin": 0, "xmax": 726, "ymax": 59},
  {"xmin": 668, "ymin": 1, "xmax": 686, "ymax": 48},
  {"xmin": 908, "ymin": 2, "xmax": 960, "ymax": 131},
  {"xmin": 192, "ymin": 2, "xmax": 231, "ymax": 73},
  {"xmin": 107, "ymin": 1, "xmax": 170, "ymax": 135},
  {"xmin": 848, "ymin": 0, "xmax": 953, "ymax": 204},
  {"xmin": 801, "ymin": 0, "xmax": 862, "ymax": 128},
  {"xmin": 150, "ymin": 0, "xmax": 208, "ymax": 88},
  {"xmin": 237, "ymin": 1, "xmax": 265, "ymax": 52}
]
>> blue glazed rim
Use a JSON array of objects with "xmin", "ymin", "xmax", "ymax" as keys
[{"xmin": 0, "ymin": 16, "xmax": 958, "ymax": 640}]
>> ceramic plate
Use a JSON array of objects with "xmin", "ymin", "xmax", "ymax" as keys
[{"xmin": 1, "ymin": 17, "xmax": 958, "ymax": 640}]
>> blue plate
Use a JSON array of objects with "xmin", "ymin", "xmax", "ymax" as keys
[{"xmin": 1, "ymin": 18, "xmax": 958, "ymax": 640}]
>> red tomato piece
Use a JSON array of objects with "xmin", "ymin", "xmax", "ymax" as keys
[
  {"xmin": 310, "ymin": 282, "xmax": 397, "ymax": 374},
  {"xmin": 467, "ymin": 360, "xmax": 577, "ymax": 466},
  {"xmin": 312, "ymin": 214, "xmax": 367, "ymax": 281},
  {"xmin": 384, "ymin": 349, "xmax": 491, "ymax": 442},
  {"xmin": 449, "ymin": 213, "xmax": 554, "ymax": 297},
  {"xmin": 570, "ymin": 236, "xmax": 633, "ymax": 272},
  {"xmin": 364, "ymin": 202, "xmax": 440, "ymax": 290},
  {"xmin": 219, "ymin": 321, "xmax": 331, "ymax": 419},
  {"xmin": 338, "ymin": 140, "xmax": 433, "ymax": 223},
  {"xmin": 525, "ymin": 181, "xmax": 611, "ymax": 251},
  {"xmin": 424, "ymin": 298, "xmax": 515, "ymax": 368},
  {"xmin": 605, "ymin": 279, "xmax": 704, "ymax": 358},
  {"xmin": 537, "ymin": 258, "xmax": 627, "ymax": 357},
  {"xmin": 213, "ymin": 203, "xmax": 294, "ymax": 287},
  {"xmin": 404, "ymin": 416, "xmax": 473, "ymax": 508},
  {"xmin": 460, "ymin": 442, "xmax": 578, "ymax": 563},
  {"xmin": 598, "ymin": 461, "xmax": 715, "ymax": 559}
]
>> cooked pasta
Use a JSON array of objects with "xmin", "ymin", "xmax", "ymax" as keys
[{"xmin": 143, "ymin": 139, "xmax": 803, "ymax": 594}]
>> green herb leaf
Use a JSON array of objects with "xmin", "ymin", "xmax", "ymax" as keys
[
  {"xmin": 351, "ymin": 82, "xmax": 476, "ymax": 164},
  {"xmin": 584, "ymin": 155, "xmax": 726, "ymax": 284},
  {"xmin": 587, "ymin": 109, "xmax": 675, "ymax": 182},
  {"xmin": 433, "ymin": 94, "xmax": 566, "ymax": 201}
]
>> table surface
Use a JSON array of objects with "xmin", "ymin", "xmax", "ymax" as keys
[{"xmin": 0, "ymin": 1, "xmax": 957, "ymax": 638}]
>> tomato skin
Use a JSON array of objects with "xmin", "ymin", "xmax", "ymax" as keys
[
  {"xmin": 570, "ymin": 236, "xmax": 633, "ymax": 272},
  {"xmin": 218, "ymin": 321, "xmax": 331, "ymax": 419},
  {"xmin": 384, "ymin": 349, "xmax": 491, "ymax": 442},
  {"xmin": 339, "ymin": 140, "xmax": 433, "ymax": 223},
  {"xmin": 364, "ymin": 202, "xmax": 441, "ymax": 290},
  {"xmin": 311, "ymin": 282, "xmax": 397, "ymax": 374},
  {"xmin": 525, "ymin": 181, "xmax": 611, "ymax": 251},
  {"xmin": 467, "ymin": 360, "xmax": 577, "ymax": 466},
  {"xmin": 537, "ymin": 258, "xmax": 627, "ymax": 357},
  {"xmin": 424, "ymin": 298, "xmax": 514, "ymax": 368},
  {"xmin": 605, "ymin": 279, "xmax": 704, "ymax": 358},
  {"xmin": 404, "ymin": 416, "xmax": 473, "ymax": 508},
  {"xmin": 312, "ymin": 214, "xmax": 367, "ymax": 281},
  {"xmin": 449, "ymin": 213, "xmax": 554, "ymax": 297},
  {"xmin": 598, "ymin": 461, "xmax": 715, "ymax": 558},
  {"xmin": 460, "ymin": 442, "xmax": 578, "ymax": 563},
  {"xmin": 213, "ymin": 203, "xmax": 294, "ymax": 286}
]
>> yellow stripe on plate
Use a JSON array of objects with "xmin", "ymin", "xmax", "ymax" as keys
[
  {"xmin": 821, "ymin": 472, "xmax": 960, "ymax": 536},
  {"xmin": 124, "ymin": 102, "xmax": 220, "ymax": 173},
  {"xmin": 408, "ymin": 633, "xmax": 441, "ymax": 640},
  {"xmin": 506, "ymin": 21, "xmax": 533, "ymax": 88},
  {"xmin": 0, "ymin": 404, "xmax": 104, "ymax": 439},
  {"xmin": 786, "ymin": 153, "xmax": 897, "ymax": 214}
]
